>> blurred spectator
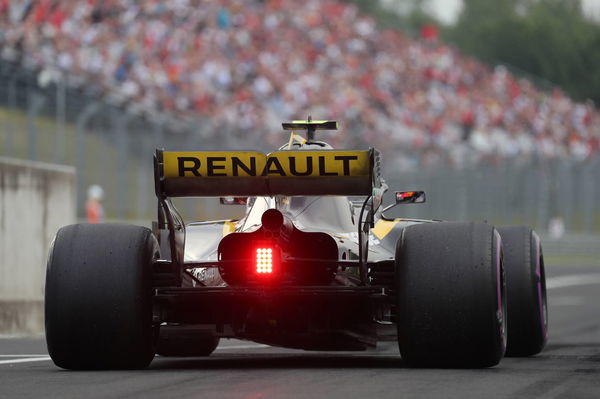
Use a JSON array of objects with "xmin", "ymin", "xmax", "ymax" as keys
[
  {"xmin": 86, "ymin": 184, "xmax": 104, "ymax": 224},
  {"xmin": 420, "ymin": 24, "xmax": 438, "ymax": 42},
  {"xmin": 548, "ymin": 216, "xmax": 565, "ymax": 239},
  {"xmin": 0, "ymin": 0, "xmax": 598, "ymax": 169}
]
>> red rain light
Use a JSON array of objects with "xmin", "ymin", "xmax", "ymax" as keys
[{"xmin": 255, "ymin": 247, "xmax": 273, "ymax": 274}]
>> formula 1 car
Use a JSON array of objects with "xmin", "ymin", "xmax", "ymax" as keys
[{"xmin": 45, "ymin": 120, "xmax": 548, "ymax": 370}]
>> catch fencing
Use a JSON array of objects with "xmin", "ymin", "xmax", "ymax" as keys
[
  {"xmin": 1, "ymin": 58, "xmax": 599, "ymax": 233},
  {"xmin": 0, "ymin": 58, "xmax": 248, "ymax": 223},
  {"xmin": 384, "ymin": 159, "xmax": 600, "ymax": 233}
]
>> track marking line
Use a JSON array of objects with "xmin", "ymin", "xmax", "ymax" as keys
[
  {"xmin": 0, "ymin": 354, "xmax": 49, "ymax": 357},
  {"xmin": 546, "ymin": 273, "xmax": 600, "ymax": 289},
  {"xmin": 215, "ymin": 344, "xmax": 270, "ymax": 350},
  {"xmin": 0, "ymin": 356, "xmax": 51, "ymax": 365}
]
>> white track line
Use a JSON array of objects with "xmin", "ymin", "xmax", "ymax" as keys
[
  {"xmin": 0, "ymin": 354, "xmax": 48, "ymax": 357},
  {"xmin": 546, "ymin": 273, "xmax": 600, "ymax": 289},
  {"xmin": 0, "ymin": 345, "xmax": 269, "ymax": 364},
  {"xmin": 0, "ymin": 357, "xmax": 51, "ymax": 365},
  {"xmin": 215, "ymin": 344, "xmax": 269, "ymax": 350}
]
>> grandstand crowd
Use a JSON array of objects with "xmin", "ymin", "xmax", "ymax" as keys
[{"xmin": 1, "ymin": 0, "xmax": 598, "ymax": 168}]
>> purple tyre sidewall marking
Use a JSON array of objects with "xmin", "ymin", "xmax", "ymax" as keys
[
  {"xmin": 495, "ymin": 231, "xmax": 507, "ymax": 351},
  {"xmin": 533, "ymin": 233, "xmax": 548, "ymax": 340}
]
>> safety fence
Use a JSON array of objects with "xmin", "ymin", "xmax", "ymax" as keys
[
  {"xmin": 384, "ymin": 158, "xmax": 600, "ymax": 233},
  {"xmin": 1, "ymin": 58, "xmax": 599, "ymax": 232},
  {"xmin": 0, "ymin": 58, "xmax": 248, "ymax": 222}
]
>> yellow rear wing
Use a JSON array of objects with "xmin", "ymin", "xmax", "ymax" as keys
[{"xmin": 154, "ymin": 149, "xmax": 382, "ymax": 197}]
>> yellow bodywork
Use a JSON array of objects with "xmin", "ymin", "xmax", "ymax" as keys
[{"xmin": 163, "ymin": 150, "xmax": 370, "ymax": 178}]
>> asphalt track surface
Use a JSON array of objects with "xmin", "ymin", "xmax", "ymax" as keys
[{"xmin": 1, "ymin": 263, "xmax": 599, "ymax": 399}]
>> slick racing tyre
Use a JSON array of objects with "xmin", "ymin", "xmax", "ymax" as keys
[
  {"xmin": 497, "ymin": 226, "xmax": 548, "ymax": 356},
  {"xmin": 395, "ymin": 222, "xmax": 506, "ymax": 368},
  {"xmin": 157, "ymin": 325, "xmax": 220, "ymax": 357},
  {"xmin": 45, "ymin": 224, "xmax": 159, "ymax": 370}
]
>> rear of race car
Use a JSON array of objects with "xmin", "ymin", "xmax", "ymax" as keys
[
  {"xmin": 151, "ymin": 147, "xmax": 393, "ymax": 353},
  {"xmin": 44, "ymin": 121, "xmax": 547, "ymax": 370}
]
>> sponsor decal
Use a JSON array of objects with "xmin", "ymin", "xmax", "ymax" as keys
[{"xmin": 163, "ymin": 151, "xmax": 370, "ymax": 178}]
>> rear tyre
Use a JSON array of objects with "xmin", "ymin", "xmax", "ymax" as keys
[
  {"xmin": 395, "ymin": 222, "xmax": 506, "ymax": 368},
  {"xmin": 45, "ymin": 224, "xmax": 159, "ymax": 370},
  {"xmin": 497, "ymin": 226, "xmax": 548, "ymax": 357},
  {"xmin": 157, "ymin": 325, "xmax": 220, "ymax": 357}
]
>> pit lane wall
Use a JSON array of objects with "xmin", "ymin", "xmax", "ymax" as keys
[{"xmin": 0, "ymin": 157, "xmax": 75, "ymax": 335}]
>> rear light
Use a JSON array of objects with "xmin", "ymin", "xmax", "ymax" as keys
[{"xmin": 255, "ymin": 247, "xmax": 273, "ymax": 274}]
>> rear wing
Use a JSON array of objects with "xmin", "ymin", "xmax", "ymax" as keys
[{"xmin": 154, "ymin": 149, "xmax": 382, "ymax": 198}]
